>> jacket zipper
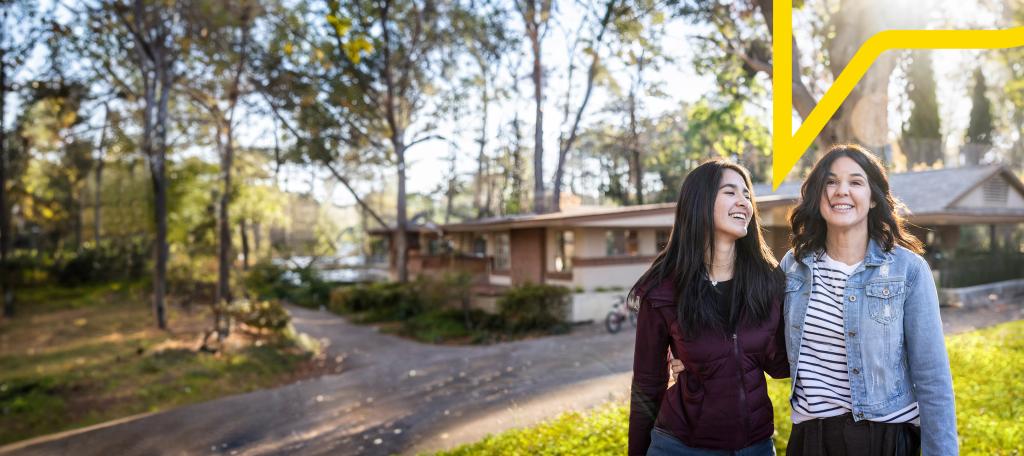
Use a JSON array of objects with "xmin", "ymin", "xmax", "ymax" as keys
[{"xmin": 733, "ymin": 332, "xmax": 750, "ymax": 445}]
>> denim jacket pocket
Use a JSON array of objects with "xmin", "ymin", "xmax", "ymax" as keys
[{"xmin": 866, "ymin": 281, "xmax": 906, "ymax": 325}]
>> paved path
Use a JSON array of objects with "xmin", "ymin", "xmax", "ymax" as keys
[{"xmin": 3, "ymin": 301, "xmax": 1021, "ymax": 456}]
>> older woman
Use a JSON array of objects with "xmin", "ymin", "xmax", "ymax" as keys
[{"xmin": 780, "ymin": 144, "xmax": 958, "ymax": 455}]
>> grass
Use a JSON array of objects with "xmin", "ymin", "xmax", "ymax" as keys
[
  {"xmin": 0, "ymin": 282, "xmax": 329, "ymax": 446},
  {"xmin": 433, "ymin": 319, "xmax": 1024, "ymax": 455}
]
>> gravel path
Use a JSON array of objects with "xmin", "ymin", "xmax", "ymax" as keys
[{"xmin": 2, "ymin": 300, "xmax": 1020, "ymax": 456}]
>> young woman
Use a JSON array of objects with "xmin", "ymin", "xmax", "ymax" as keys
[
  {"xmin": 628, "ymin": 159, "xmax": 788, "ymax": 455},
  {"xmin": 781, "ymin": 145, "xmax": 957, "ymax": 455}
]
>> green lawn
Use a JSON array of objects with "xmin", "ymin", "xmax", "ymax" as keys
[
  {"xmin": 0, "ymin": 282, "xmax": 326, "ymax": 446},
  {"xmin": 435, "ymin": 320, "xmax": 1024, "ymax": 455}
]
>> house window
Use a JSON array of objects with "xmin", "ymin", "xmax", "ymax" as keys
[
  {"xmin": 606, "ymin": 229, "xmax": 639, "ymax": 256},
  {"xmin": 472, "ymin": 236, "xmax": 487, "ymax": 257},
  {"xmin": 554, "ymin": 230, "xmax": 574, "ymax": 272},
  {"xmin": 655, "ymin": 229, "xmax": 670, "ymax": 251},
  {"xmin": 494, "ymin": 233, "xmax": 511, "ymax": 271}
]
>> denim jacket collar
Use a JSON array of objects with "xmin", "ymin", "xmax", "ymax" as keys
[{"xmin": 797, "ymin": 238, "xmax": 891, "ymax": 270}]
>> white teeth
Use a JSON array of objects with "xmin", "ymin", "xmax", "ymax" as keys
[{"xmin": 832, "ymin": 204, "xmax": 853, "ymax": 210}]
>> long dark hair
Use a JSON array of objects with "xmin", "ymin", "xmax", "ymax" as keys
[
  {"xmin": 629, "ymin": 159, "xmax": 782, "ymax": 338},
  {"xmin": 790, "ymin": 144, "xmax": 924, "ymax": 259}
]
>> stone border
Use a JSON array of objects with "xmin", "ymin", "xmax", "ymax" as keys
[{"xmin": 939, "ymin": 278, "xmax": 1024, "ymax": 309}]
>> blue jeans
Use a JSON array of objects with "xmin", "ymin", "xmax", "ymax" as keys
[{"xmin": 647, "ymin": 428, "xmax": 776, "ymax": 456}]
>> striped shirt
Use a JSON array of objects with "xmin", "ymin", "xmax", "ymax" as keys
[{"xmin": 791, "ymin": 253, "xmax": 920, "ymax": 425}]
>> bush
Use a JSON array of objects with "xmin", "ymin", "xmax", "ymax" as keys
[
  {"xmin": 225, "ymin": 299, "xmax": 291, "ymax": 338},
  {"xmin": 52, "ymin": 239, "xmax": 149, "ymax": 286},
  {"xmin": 244, "ymin": 261, "xmax": 332, "ymax": 308},
  {"xmin": 497, "ymin": 283, "xmax": 570, "ymax": 333},
  {"xmin": 329, "ymin": 281, "xmax": 424, "ymax": 322}
]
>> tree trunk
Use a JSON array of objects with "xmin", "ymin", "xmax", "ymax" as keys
[
  {"xmin": 216, "ymin": 127, "xmax": 233, "ymax": 313},
  {"xmin": 252, "ymin": 220, "xmax": 261, "ymax": 258},
  {"xmin": 528, "ymin": 2, "xmax": 545, "ymax": 214},
  {"xmin": 628, "ymin": 54, "xmax": 643, "ymax": 205},
  {"xmin": 240, "ymin": 218, "xmax": 249, "ymax": 270},
  {"xmin": 0, "ymin": 48, "xmax": 12, "ymax": 319},
  {"xmin": 94, "ymin": 105, "xmax": 109, "ymax": 245},
  {"xmin": 474, "ymin": 62, "xmax": 491, "ymax": 219},
  {"xmin": 396, "ymin": 145, "xmax": 408, "ymax": 282},
  {"xmin": 150, "ymin": 64, "xmax": 172, "ymax": 331}
]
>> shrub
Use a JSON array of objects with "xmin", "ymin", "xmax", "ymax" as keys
[
  {"xmin": 243, "ymin": 261, "xmax": 332, "ymax": 308},
  {"xmin": 52, "ymin": 239, "xmax": 149, "ymax": 286},
  {"xmin": 225, "ymin": 299, "xmax": 292, "ymax": 338},
  {"xmin": 497, "ymin": 283, "xmax": 570, "ymax": 333},
  {"xmin": 329, "ymin": 281, "xmax": 425, "ymax": 322}
]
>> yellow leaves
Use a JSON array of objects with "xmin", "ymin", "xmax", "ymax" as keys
[
  {"xmin": 343, "ymin": 37, "xmax": 374, "ymax": 64},
  {"xmin": 651, "ymin": 11, "xmax": 665, "ymax": 25},
  {"xmin": 283, "ymin": 42, "xmax": 294, "ymax": 57},
  {"xmin": 326, "ymin": 14, "xmax": 351, "ymax": 37}
]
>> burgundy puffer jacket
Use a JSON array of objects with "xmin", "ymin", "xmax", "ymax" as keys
[{"xmin": 628, "ymin": 279, "xmax": 789, "ymax": 455}]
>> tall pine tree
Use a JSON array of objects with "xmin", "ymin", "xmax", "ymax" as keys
[
  {"xmin": 964, "ymin": 68, "xmax": 994, "ymax": 165},
  {"xmin": 901, "ymin": 51, "xmax": 942, "ymax": 167}
]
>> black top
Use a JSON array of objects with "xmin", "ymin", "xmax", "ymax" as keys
[{"xmin": 709, "ymin": 278, "xmax": 738, "ymax": 332}]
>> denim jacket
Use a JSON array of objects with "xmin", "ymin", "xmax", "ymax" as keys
[{"xmin": 780, "ymin": 239, "xmax": 958, "ymax": 455}]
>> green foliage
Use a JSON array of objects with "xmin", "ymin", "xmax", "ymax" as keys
[
  {"xmin": 243, "ymin": 260, "xmax": 333, "ymax": 309},
  {"xmin": 497, "ymin": 283, "xmax": 570, "ymax": 333},
  {"xmin": 224, "ymin": 299, "xmax": 292, "ymax": 337},
  {"xmin": 435, "ymin": 320, "xmax": 1024, "ymax": 455},
  {"xmin": 966, "ymin": 68, "xmax": 994, "ymax": 146},
  {"xmin": 902, "ymin": 51, "xmax": 943, "ymax": 167},
  {"xmin": 399, "ymin": 309, "xmax": 504, "ymax": 344},
  {"xmin": 51, "ymin": 239, "xmax": 149, "ymax": 286},
  {"xmin": 329, "ymin": 281, "xmax": 425, "ymax": 322}
]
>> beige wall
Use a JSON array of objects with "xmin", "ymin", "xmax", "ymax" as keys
[
  {"xmin": 574, "ymin": 264, "xmax": 650, "ymax": 290},
  {"xmin": 954, "ymin": 175, "xmax": 1024, "ymax": 208}
]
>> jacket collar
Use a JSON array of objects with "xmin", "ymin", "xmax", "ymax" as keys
[{"xmin": 797, "ymin": 237, "xmax": 891, "ymax": 269}]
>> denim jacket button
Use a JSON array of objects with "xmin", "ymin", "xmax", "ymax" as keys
[
  {"xmin": 849, "ymin": 295, "xmax": 857, "ymax": 302},
  {"xmin": 856, "ymin": 412, "xmax": 864, "ymax": 419},
  {"xmin": 848, "ymin": 331, "xmax": 856, "ymax": 337},
  {"xmin": 852, "ymin": 368, "xmax": 860, "ymax": 374},
  {"xmin": 882, "ymin": 288, "xmax": 890, "ymax": 296}
]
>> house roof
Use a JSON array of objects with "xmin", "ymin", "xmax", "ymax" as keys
[
  {"xmin": 753, "ymin": 165, "xmax": 1024, "ymax": 219},
  {"xmin": 368, "ymin": 166, "xmax": 1024, "ymax": 235}
]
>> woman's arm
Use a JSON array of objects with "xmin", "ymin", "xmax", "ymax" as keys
[
  {"xmin": 628, "ymin": 299, "xmax": 671, "ymax": 455},
  {"xmin": 764, "ymin": 297, "xmax": 790, "ymax": 379},
  {"xmin": 904, "ymin": 254, "xmax": 958, "ymax": 455}
]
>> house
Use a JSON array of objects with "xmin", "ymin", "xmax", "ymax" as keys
[{"xmin": 371, "ymin": 165, "xmax": 1024, "ymax": 322}]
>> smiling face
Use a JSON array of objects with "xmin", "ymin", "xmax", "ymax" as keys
[
  {"xmin": 819, "ymin": 156, "xmax": 874, "ymax": 233},
  {"xmin": 713, "ymin": 169, "xmax": 753, "ymax": 243}
]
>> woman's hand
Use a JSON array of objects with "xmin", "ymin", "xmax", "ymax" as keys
[{"xmin": 669, "ymin": 356, "xmax": 684, "ymax": 382}]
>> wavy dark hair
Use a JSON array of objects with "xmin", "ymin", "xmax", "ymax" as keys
[
  {"xmin": 629, "ymin": 159, "xmax": 782, "ymax": 338},
  {"xmin": 790, "ymin": 144, "xmax": 923, "ymax": 260}
]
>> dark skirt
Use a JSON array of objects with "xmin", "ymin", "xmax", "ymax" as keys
[{"xmin": 787, "ymin": 414, "xmax": 921, "ymax": 456}]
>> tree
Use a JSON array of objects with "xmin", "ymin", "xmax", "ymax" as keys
[
  {"xmin": 451, "ymin": 0, "xmax": 516, "ymax": 219},
  {"xmin": 964, "ymin": 68, "xmax": 993, "ymax": 165},
  {"xmin": 181, "ymin": 0, "xmax": 259, "ymax": 336},
  {"xmin": 516, "ymin": 0, "xmax": 552, "ymax": 213},
  {"xmin": 261, "ymin": 0, "xmax": 461, "ymax": 283},
  {"xmin": 901, "ymin": 51, "xmax": 942, "ymax": 168},
  {"xmin": 676, "ymin": 0, "xmax": 925, "ymax": 166},
  {"xmin": 92, "ymin": 0, "xmax": 191, "ymax": 329},
  {"xmin": 550, "ymin": 0, "xmax": 621, "ymax": 213},
  {"xmin": 0, "ymin": 0, "xmax": 42, "ymax": 318}
]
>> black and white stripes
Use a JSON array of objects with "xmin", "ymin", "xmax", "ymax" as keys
[{"xmin": 791, "ymin": 253, "xmax": 920, "ymax": 425}]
